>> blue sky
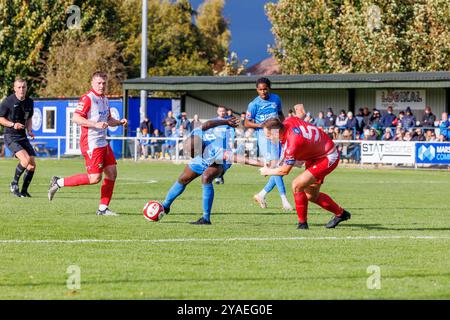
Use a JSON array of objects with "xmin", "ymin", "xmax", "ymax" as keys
[{"xmin": 190, "ymin": 0, "xmax": 276, "ymax": 67}]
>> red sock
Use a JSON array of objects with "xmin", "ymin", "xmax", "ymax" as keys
[
  {"xmin": 312, "ymin": 193, "xmax": 344, "ymax": 216},
  {"xmin": 64, "ymin": 174, "xmax": 90, "ymax": 186},
  {"xmin": 100, "ymin": 179, "xmax": 115, "ymax": 206},
  {"xmin": 294, "ymin": 191, "xmax": 308, "ymax": 223}
]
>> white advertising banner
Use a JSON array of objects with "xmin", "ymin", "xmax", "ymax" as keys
[
  {"xmin": 361, "ymin": 141, "xmax": 415, "ymax": 164},
  {"xmin": 376, "ymin": 89, "xmax": 426, "ymax": 110}
]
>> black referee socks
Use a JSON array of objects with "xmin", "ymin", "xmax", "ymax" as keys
[
  {"xmin": 21, "ymin": 170, "xmax": 35, "ymax": 193},
  {"xmin": 12, "ymin": 164, "xmax": 26, "ymax": 185}
]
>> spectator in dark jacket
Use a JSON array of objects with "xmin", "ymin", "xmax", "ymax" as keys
[
  {"xmin": 412, "ymin": 128, "xmax": 426, "ymax": 141},
  {"xmin": 421, "ymin": 106, "xmax": 436, "ymax": 129},
  {"xmin": 380, "ymin": 106, "xmax": 397, "ymax": 129},
  {"xmin": 401, "ymin": 107, "xmax": 416, "ymax": 130},
  {"xmin": 345, "ymin": 111, "xmax": 358, "ymax": 131},
  {"xmin": 324, "ymin": 108, "xmax": 336, "ymax": 127},
  {"xmin": 362, "ymin": 107, "xmax": 372, "ymax": 128},
  {"xmin": 355, "ymin": 108, "xmax": 365, "ymax": 133},
  {"xmin": 140, "ymin": 117, "xmax": 154, "ymax": 135}
]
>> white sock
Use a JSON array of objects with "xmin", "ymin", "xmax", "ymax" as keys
[
  {"xmin": 99, "ymin": 204, "xmax": 108, "ymax": 211},
  {"xmin": 258, "ymin": 189, "xmax": 268, "ymax": 199},
  {"xmin": 280, "ymin": 194, "xmax": 290, "ymax": 205},
  {"xmin": 57, "ymin": 178, "xmax": 64, "ymax": 187}
]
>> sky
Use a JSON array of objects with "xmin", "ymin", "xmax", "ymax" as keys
[{"xmin": 190, "ymin": 0, "xmax": 276, "ymax": 67}]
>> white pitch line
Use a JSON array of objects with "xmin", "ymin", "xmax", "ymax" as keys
[{"xmin": 1, "ymin": 235, "xmax": 450, "ymax": 244}]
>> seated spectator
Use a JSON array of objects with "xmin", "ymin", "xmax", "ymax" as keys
[
  {"xmin": 438, "ymin": 134, "xmax": 446, "ymax": 142},
  {"xmin": 401, "ymin": 107, "xmax": 416, "ymax": 130},
  {"xmin": 421, "ymin": 106, "xmax": 436, "ymax": 129},
  {"xmin": 304, "ymin": 112, "xmax": 314, "ymax": 124},
  {"xmin": 394, "ymin": 126, "xmax": 405, "ymax": 141},
  {"xmin": 393, "ymin": 111, "xmax": 404, "ymax": 127},
  {"xmin": 362, "ymin": 107, "xmax": 372, "ymax": 128},
  {"xmin": 327, "ymin": 126, "xmax": 335, "ymax": 140},
  {"xmin": 226, "ymin": 109, "xmax": 233, "ymax": 119},
  {"xmin": 337, "ymin": 129, "xmax": 352, "ymax": 162},
  {"xmin": 382, "ymin": 127, "xmax": 394, "ymax": 141},
  {"xmin": 139, "ymin": 128, "xmax": 151, "ymax": 159},
  {"xmin": 412, "ymin": 128, "xmax": 425, "ymax": 141},
  {"xmin": 150, "ymin": 129, "xmax": 164, "ymax": 159},
  {"xmin": 313, "ymin": 111, "xmax": 326, "ymax": 127},
  {"xmin": 403, "ymin": 130, "xmax": 413, "ymax": 141},
  {"xmin": 380, "ymin": 106, "xmax": 397, "ymax": 129},
  {"xmin": 140, "ymin": 117, "xmax": 154, "ymax": 135},
  {"xmin": 345, "ymin": 111, "xmax": 358, "ymax": 131},
  {"xmin": 438, "ymin": 112, "xmax": 450, "ymax": 140},
  {"xmin": 369, "ymin": 109, "xmax": 382, "ymax": 130},
  {"xmin": 367, "ymin": 127, "xmax": 379, "ymax": 140},
  {"xmin": 190, "ymin": 114, "xmax": 202, "ymax": 131},
  {"xmin": 333, "ymin": 126, "xmax": 340, "ymax": 140},
  {"xmin": 335, "ymin": 110, "xmax": 347, "ymax": 129},
  {"xmin": 324, "ymin": 108, "xmax": 336, "ymax": 127},
  {"xmin": 425, "ymin": 130, "xmax": 438, "ymax": 142}
]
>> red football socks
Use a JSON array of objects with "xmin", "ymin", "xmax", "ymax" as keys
[
  {"xmin": 64, "ymin": 174, "xmax": 90, "ymax": 186},
  {"xmin": 100, "ymin": 178, "xmax": 115, "ymax": 206},
  {"xmin": 294, "ymin": 191, "xmax": 308, "ymax": 223},
  {"xmin": 312, "ymin": 193, "xmax": 344, "ymax": 216}
]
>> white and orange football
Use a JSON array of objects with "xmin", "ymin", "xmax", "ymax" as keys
[{"xmin": 143, "ymin": 201, "xmax": 165, "ymax": 222}]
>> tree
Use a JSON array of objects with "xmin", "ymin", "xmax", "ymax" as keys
[
  {"xmin": 39, "ymin": 35, "xmax": 126, "ymax": 97},
  {"xmin": 266, "ymin": 0, "xmax": 450, "ymax": 74},
  {"xmin": 0, "ymin": 0, "xmax": 70, "ymax": 98}
]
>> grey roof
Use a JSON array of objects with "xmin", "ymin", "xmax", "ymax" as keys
[{"xmin": 123, "ymin": 71, "xmax": 450, "ymax": 91}]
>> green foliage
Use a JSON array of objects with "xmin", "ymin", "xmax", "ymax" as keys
[
  {"xmin": 266, "ymin": 0, "xmax": 450, "ymax": 74},
  {"xmin": 1, "ymin": 0, "xmax": 231, "ymax": 98},
  {"xmin": 0, "ymin": 0, "xmax": 70, "ymax": 98}
]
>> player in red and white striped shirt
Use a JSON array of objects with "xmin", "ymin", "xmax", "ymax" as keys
[
  {"xmin": 259, "ymin": 117, "xmax": 351, "ymax": 229},
  {"xmin": 47, "ymin": 72, "xmax": 127, "ymax": 215}
]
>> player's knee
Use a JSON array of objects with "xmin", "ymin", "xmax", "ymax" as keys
[
  {"xmin": 291, "ymin": 181, "xmax": 305, "ymax": 193},
  {"xmin": 306, "ymin": 193, "xmax": 319, "ymax": 202},
  {"xmin": 201, "ymin": 174, "xmax": 214, "ymax": 184},
  {"xmin": 89, "ymin": 175, "xmax": 102, "ymax": 184},
  {"xmin": 27, "ymin": 163, "xmax": 36, "ymax": 171}
]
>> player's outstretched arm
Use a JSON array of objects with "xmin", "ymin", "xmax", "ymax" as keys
[
  {"xmin": 201, "ymin": 117, "xmax": 239, "ymax": 131},
  {"xmin": 260, "ymin": 164, "xmax": 293, "ymax": 176}
]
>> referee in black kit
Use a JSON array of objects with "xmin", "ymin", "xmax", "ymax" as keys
[{"xmin": 0, "ymin": 78, "xmax": 36, "ymax": 197}]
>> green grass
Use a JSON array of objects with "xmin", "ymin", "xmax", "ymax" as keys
[{"xmin": 0, "ymin": 159, "xmax": 449, "ymax": 299}]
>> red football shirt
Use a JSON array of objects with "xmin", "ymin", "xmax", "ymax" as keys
[{"xmin": 281, "ymin": 117, "xmax": 335, "ymax": 164}]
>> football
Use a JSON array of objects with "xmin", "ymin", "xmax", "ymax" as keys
[{"xmin": 143, "ymin": 201, "xmax": 165, "ymax": 222}]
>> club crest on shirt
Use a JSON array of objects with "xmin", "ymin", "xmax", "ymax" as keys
[{"xmin": 293, "ymin": 128, "xmax": 301, "ymax": 135}]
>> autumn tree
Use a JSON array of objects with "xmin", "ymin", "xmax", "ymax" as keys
[{"xmin": 266, "ymin": 0, "xmax": 450, "ymax": 74}]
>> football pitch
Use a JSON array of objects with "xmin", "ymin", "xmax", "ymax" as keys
[{"xmin": 0, "ymin": 159, "xmax": 449, "ymax": 300}]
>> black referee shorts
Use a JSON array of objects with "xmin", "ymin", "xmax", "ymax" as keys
[{"xmin": 4, "ymin": 135, "xmax": 37, "ymax": 157}]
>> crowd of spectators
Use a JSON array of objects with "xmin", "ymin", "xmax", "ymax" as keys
[{"xmin": 136, "ymin": 105, "xmax": 450, "ymax": 162}]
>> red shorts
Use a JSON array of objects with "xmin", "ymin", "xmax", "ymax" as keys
[
  {"xmin": 82, "ymin": 144, "xmax": 117, "ymax": 174},
  {"xmin": 305, "ymin": 148, "xmax": 339, "ymax": 184}
]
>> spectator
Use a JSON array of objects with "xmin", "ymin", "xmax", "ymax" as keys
[
  {"xmin": 139, "ymin": 117, "xmax": 154, "ymax": 134},
  {"xmin": 401, "ymin": 107, "xmax": 416, "ymax": 130},
  {"xmin": 394, "ymin": 126, "xmax": 405, "ymax": 141},
  {"xmin": 162, "ymin": 111, "xmax": 177, "ymax": 137},
  {"xmin": 333, "ymin": 126, "xmax": 340, "ymax": 140},
  {"xmin": 412, "ymin": 128, "xmax": 425, "ymax": 141},
  {"xmin": 380, "ymin": 106, "xmax": 397, "ymax": 129},
  {"xmin": 161, "ymin": 127, "xmax": 178, "ymax": 160},
  {"xmin": 382, "ymin": 127, "xmax": 394, "ymax": 141},
  {"xmin": 403, "ymin": 130, "xmax": 413, "ymax": 141},
  {"xmin": 355, "ymin": 108, "xmax": 365, "ymax": 133},
  {"xmin": 362, "ymin": 107, "xmax": 372, "ymax": 128},
  {"xmin": 438, "ymin": 112, "xmax": 450, "ymax": 141},
  {"xmin": 139, "ymin": 128, "xmax": 151, "ymax": 159},
  {"xmin": 324, "ymin": 108, "xmax": 336, "ymax": 127},
  {"xmin": 178, "ymin": 112, "xmax": 191, "ymax": 133},
  {"xmin": 235, "ymin": 112, "xmax": 246, "ymax": 138},
  {"xmin": 190, "ymin": 114, "xmax": 202, "ymax": 131},
  {"xmin": 150, "ymin": 129, "xmax": 164, "ymax": 159},
  {"xmin": 226, "ymin": 108, "xmax": 233, "ymax": 119},
  {"xmin": 364, "ymin": 127, "xmax": 378, "ymax": 140},
  {"xmin": 425, "ymin": 130, "xmax": 438, "ymax": 142},
  {"xmin": 369, "ymin": 109, "xmax": 382, "ymax": 130},
  {"xmin": 345, "ymin": 111, "xmax": 358, "ymax": 131},
  {"xmin": 313, "ymin": 111, "xmax": 326, "ymax": 127},
  {"xmin": 287, "ymin": 109, "xmax": 294, "ymax": 118},
  {"xmin": 337, "ymin": 128, "xmax": 352, "ymax": 162},
  {"xmin": 304, "ymin": 112, "xmax": 314, "ymax": 124},
  {"xmin": 327, "ymin": 126, "xmax": 335, "ymax": 140},
  {"xmin": 438, "ymin": 134, "xmax": 446, "ymax": 142},
  {"xmin": 335, "ymin": 110, "xmax": 347, "ymax": 129},
  {"xmin": 421, "ymin": 106, "xmax": 436, "ymax": 129},
  {"xmin": 393, "ymin": 111, "xmax": 404, "ymax": 127}
]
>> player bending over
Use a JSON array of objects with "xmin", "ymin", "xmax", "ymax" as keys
[
  {"xmin": 259, "ymin": 117, "xmax": 351, "ymax": 229},
  {"xmin": 161, "ymin": 117, "xmax": 261, "ymax": 225}
]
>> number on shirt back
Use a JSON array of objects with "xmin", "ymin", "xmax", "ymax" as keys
[{"xmin": 299, "ymin": 125, "xmax": 319, "ymax": 142}]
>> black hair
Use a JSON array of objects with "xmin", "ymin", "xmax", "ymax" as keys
[{"xmin": 256, "ymin": 77, "xmax": 271, "ymax": 88}]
